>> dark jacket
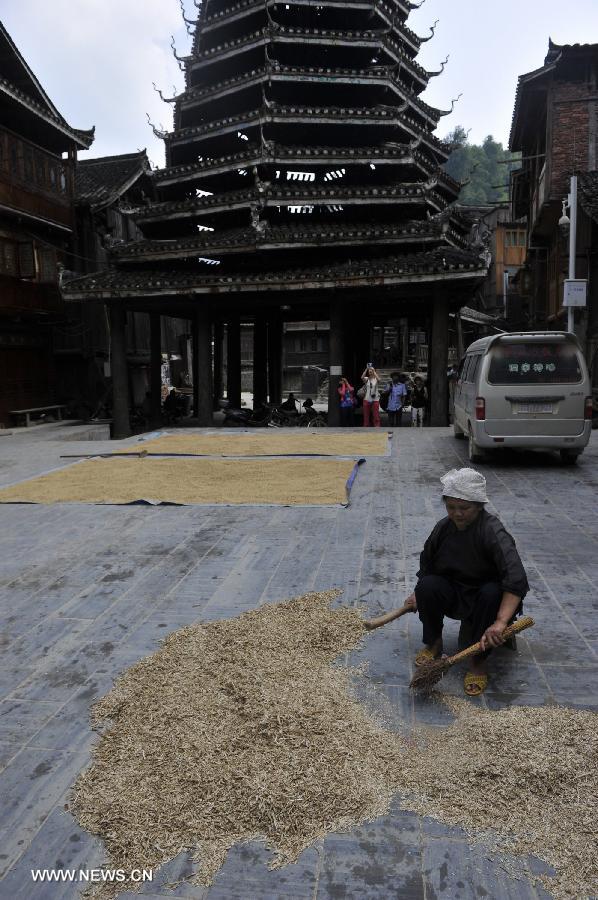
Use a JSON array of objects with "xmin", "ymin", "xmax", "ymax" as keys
[{"xmin": 417, "ymin": 509, "xmax": 529, "ymax": 599}]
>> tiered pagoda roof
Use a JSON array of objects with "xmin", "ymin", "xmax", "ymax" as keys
[{"xmin": 63, "ymin": 0, "xmax": 485, "ymax": 305}]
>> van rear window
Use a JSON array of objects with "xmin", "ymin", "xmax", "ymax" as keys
[{"xmin": 487, "ymin": 343, "xmax": 582, "ymax": 384}]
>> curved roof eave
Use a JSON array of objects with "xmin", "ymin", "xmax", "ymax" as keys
[
  {"xmin": 0, "ymin": 78, "xmax": 95, "ymax": 150},
  {"xmin": 508, "ymin": 67, "xmax": 554, "ymax": 151}
]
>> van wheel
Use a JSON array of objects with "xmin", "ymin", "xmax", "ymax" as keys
[
  {"xmin": 468, "ymin": 428, "xmax": 485, "ymax": 463},
  {"xmin": 453, "ymin": 421, "xmax": 465, "ymax": 439},
  {"xmin": 560, "ymin": 450, "xmax": 580, "ymax": 465}
]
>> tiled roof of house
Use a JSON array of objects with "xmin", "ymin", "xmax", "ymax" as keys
[
  {"xmin": 75, "ymin": 151, "xmax": 151, "ymax": 209},
  {"xmin": 510, "ymin": 40, "xmax": 598, "ymax": 151},
  {"xmin": 457, "ymin": 306, "xmax": 499, "ymax": 325}
]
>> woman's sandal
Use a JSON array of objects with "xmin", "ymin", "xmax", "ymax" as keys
[
  {"xmin": 415, "ymin": 646, "xmax": 442, "ymax": 667},
  {"xmin": 464, "ymin": 672, "xmax": 488, "ymax": 697}
]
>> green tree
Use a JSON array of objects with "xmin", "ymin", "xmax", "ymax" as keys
[{"xmin": 443, "ymin": 128, "xmax": 520, "ymax": 205}]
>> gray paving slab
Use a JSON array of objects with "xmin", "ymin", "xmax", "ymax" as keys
[
  {"xmin": 0, "ymin": 699, "xmax": 63, "ymax": 743},
  {"xmin": 0, "ymin": 423, "xmax": 596, "ymax": 898},
  {"xmin": 0, "ymin": 806, "xmax": 105, "ymax": 900},
  {"xmin": 0, "ymin": 744, "xmax": 93, "ymax": 878}
]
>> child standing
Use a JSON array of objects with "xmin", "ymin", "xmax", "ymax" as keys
[
  {"xmin": 337, "ymin": 377, "xmax": 355, "ymax": 426},
  {"xmin": 410, "ymin": 376, "xmax": 427, "ymax": 427}
]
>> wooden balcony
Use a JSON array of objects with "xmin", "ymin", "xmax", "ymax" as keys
[
  {"xmin": 0, "ymin": 127, "xmax": 74, "ymax": 230},
  {"xmin": 0, "ymin": 275, "xmax": 64, "ymax": 316}
]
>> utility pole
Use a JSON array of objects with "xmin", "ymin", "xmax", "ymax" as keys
[{"xmin": 567, "ymin": 175, "xmax": 578, "ymax": 334}]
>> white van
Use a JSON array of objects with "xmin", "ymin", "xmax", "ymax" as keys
[{"xmin": 453, "ymin": 332, "xmax": 592, "ymax": 464}]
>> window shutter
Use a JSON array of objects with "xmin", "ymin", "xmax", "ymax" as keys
[
  {"xmin": 39, "ymin": 248, "xmax": 56, "ymax": 283},
  {"xmin": 0, "ymin": 240, "xmax": 17, "ymax": 276},
  {"xmin": 18, "ymin": 242, "xmax": 35, "ymax": 278}
]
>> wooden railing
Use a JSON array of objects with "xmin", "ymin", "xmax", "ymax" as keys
[{"xmin": 0, "ymin": 126, "xmax": 74, "ymax": 228}]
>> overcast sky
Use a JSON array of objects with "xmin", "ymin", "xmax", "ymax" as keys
[{"xmin": 2, "ymin": 0, "xmax": 598, "ymax": 166}]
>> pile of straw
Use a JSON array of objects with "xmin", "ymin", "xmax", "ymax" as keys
[
  {"xmin": 72, "ymin": 591, "xmax": 405, "ymax": 896},
  {"xmin": 72, "ymin": 593, "xmax": 597, "ymax": 900}
]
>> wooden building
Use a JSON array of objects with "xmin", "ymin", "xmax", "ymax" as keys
[
  {"xmin": 62, "ymin": 0, "xmax": 488, "ymax": 435},
  {"xmin": 58, "ymin": 151, "xmax": 190, "ymax": 418},
  {"xmin": 0, "ymin": 23, "xmax": 93, "ymax": 426},
  {"xmin": 510, "ymin": 40, "xmax": 598, "ymax": 374},
  {"xmin": 460, "ymin": 204, "xmax": 527, "ymax": 324}
]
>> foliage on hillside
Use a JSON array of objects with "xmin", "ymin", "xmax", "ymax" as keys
[{"xmin": 443, "ymin": 126, "xmax": 521, "ymax": 206}]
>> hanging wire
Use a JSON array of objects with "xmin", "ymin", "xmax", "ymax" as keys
[{"xmin": 22, "ymin": 229, "xmax": 109, "ymax": 266}]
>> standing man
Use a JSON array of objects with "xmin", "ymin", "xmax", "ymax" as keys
[{"xmin": 386, "ymin": 372, "xmax": 408, "ymax": 427}]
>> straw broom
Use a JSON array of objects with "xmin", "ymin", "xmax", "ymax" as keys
[{"xmin": 409, "ymin": 616, "xmax": 535, "ymax": 692}]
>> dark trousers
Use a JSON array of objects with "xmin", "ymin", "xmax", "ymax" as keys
[
  {"xmin": 339, "ymin": 406, "xmax": 354, "ymax": 426},
  {"xmin": 387, "ymin": 409, "xmax": 402, "ymax": 427},
  {"xmin": 415, "ymin": 575, "xmax": 505, "ymax": 659}
]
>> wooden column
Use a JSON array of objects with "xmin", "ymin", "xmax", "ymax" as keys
[
  {"xmin": 192, "ymin": 304, "xmax": 213, "ymax": 426},
  {"xmin": 352, "ymin": 304, "xmax": 370, "ymax": 380},
  {"xmin": 212, "ymin": 320, "xmax": 223, "ymax": 411},
  {"xmin": 267, "ymin": 315, "xmax": 282, "ymax": 405},
  {"xmin": 252, "ymin": 315, "xmax": 268, "ymax": 408},
  {"xmin": 149, "ymin": 312, "xmax": 162, "ymax": 426},
  {"xmin": 429, "ymin": 293, "xmax": 449, "ymax": 426},
  {"xmin": 327, "ymin": 297, "xmax": 344, "ymax": 427},
  {"xmin": 109, "ymin": 303, "xmax": 131, "ymax": 439},
  {"xmin": 226, "ymin": 316, "xmax": 242, "ymax": 408},
  {"xmin": 455, "ymin": 310, "xmax": 465, "ymax": 359}
]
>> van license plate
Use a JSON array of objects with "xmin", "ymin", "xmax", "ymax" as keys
[{"xmin": 514, "ymin": 403, "xmax": 554, "ymax": 414}]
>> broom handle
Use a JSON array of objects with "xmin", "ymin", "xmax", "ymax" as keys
[
  {"xmin": 447, "ymin": 616, "xmax": 535, "ymax": 666},
  {"xmin": 364, "ymin": 604, "xmax": 414, "ymax": 631}
]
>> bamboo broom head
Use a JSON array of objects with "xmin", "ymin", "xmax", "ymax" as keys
[
  {"xmin": 409, "ymin": 617, "xmax": 535, "ymax": 693},
  {"xmin": 409, "ymin": 658, "xmax": 451, "ymax": 693}
]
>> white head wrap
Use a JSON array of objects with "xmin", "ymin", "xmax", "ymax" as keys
[{"xmin": 440, "ymin": 468, "xmax": 488, "ymax": 504}]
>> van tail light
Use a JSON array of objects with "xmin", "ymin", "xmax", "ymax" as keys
[
  {"xmin": 475, "ymin": 397, "xmax": 486, "ymax": 421},
  {"xmin": 585, "ymin": 397, "xmax": 593, "ymax": 420}
]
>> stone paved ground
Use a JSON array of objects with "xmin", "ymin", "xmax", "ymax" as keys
[{"xmin": 0, "ymin": 421, "xmax": 596, "ymax": 900}]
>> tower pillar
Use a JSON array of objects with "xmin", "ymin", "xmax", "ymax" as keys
[
  {"xmin": 429, "ymin": 293, "xmax": 449, "ymax": 427},
  {"xmin": 109, "ymin": 303, "xmax": 131, "ymax": 439},
  {"xmin": 226, "ymin": 316, "xmax": 242, "ymax": 408},
  {"xmin": 327, "ymin": 297, "xmax": 344, "ymax": 426},
  {"xmin": 252, "ymin": 314, "xmax": 268, "ymax": 409}
]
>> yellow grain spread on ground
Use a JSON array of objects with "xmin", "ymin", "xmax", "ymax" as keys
[
  {"xmin": 71, "ymin": 593, "xmax": 598, "ymax": 900},
  {"xmin": 0, "ymin": 457, "xmax": 356, "ymax": 505},
  {"xmin": 121, "ymin": 431, "xmax": 388, "ymax": 457}
]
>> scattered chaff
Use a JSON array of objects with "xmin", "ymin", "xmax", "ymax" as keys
[{"xmin": 399, "ymin": 697, "xmax": 598, "ymax": 900}]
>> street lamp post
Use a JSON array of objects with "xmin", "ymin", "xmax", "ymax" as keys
[{"xmin": 567, "ymin": 175, "xmax": 578, "ymax": 334}]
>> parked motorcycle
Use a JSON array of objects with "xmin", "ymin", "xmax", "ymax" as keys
[
  {"xmin": 271, "ymin": 398, "xmax": 327, "ymax": 428},
  {"xmin": 222, "ymin": 402, "xmax": 275, "ymax": 428}
]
